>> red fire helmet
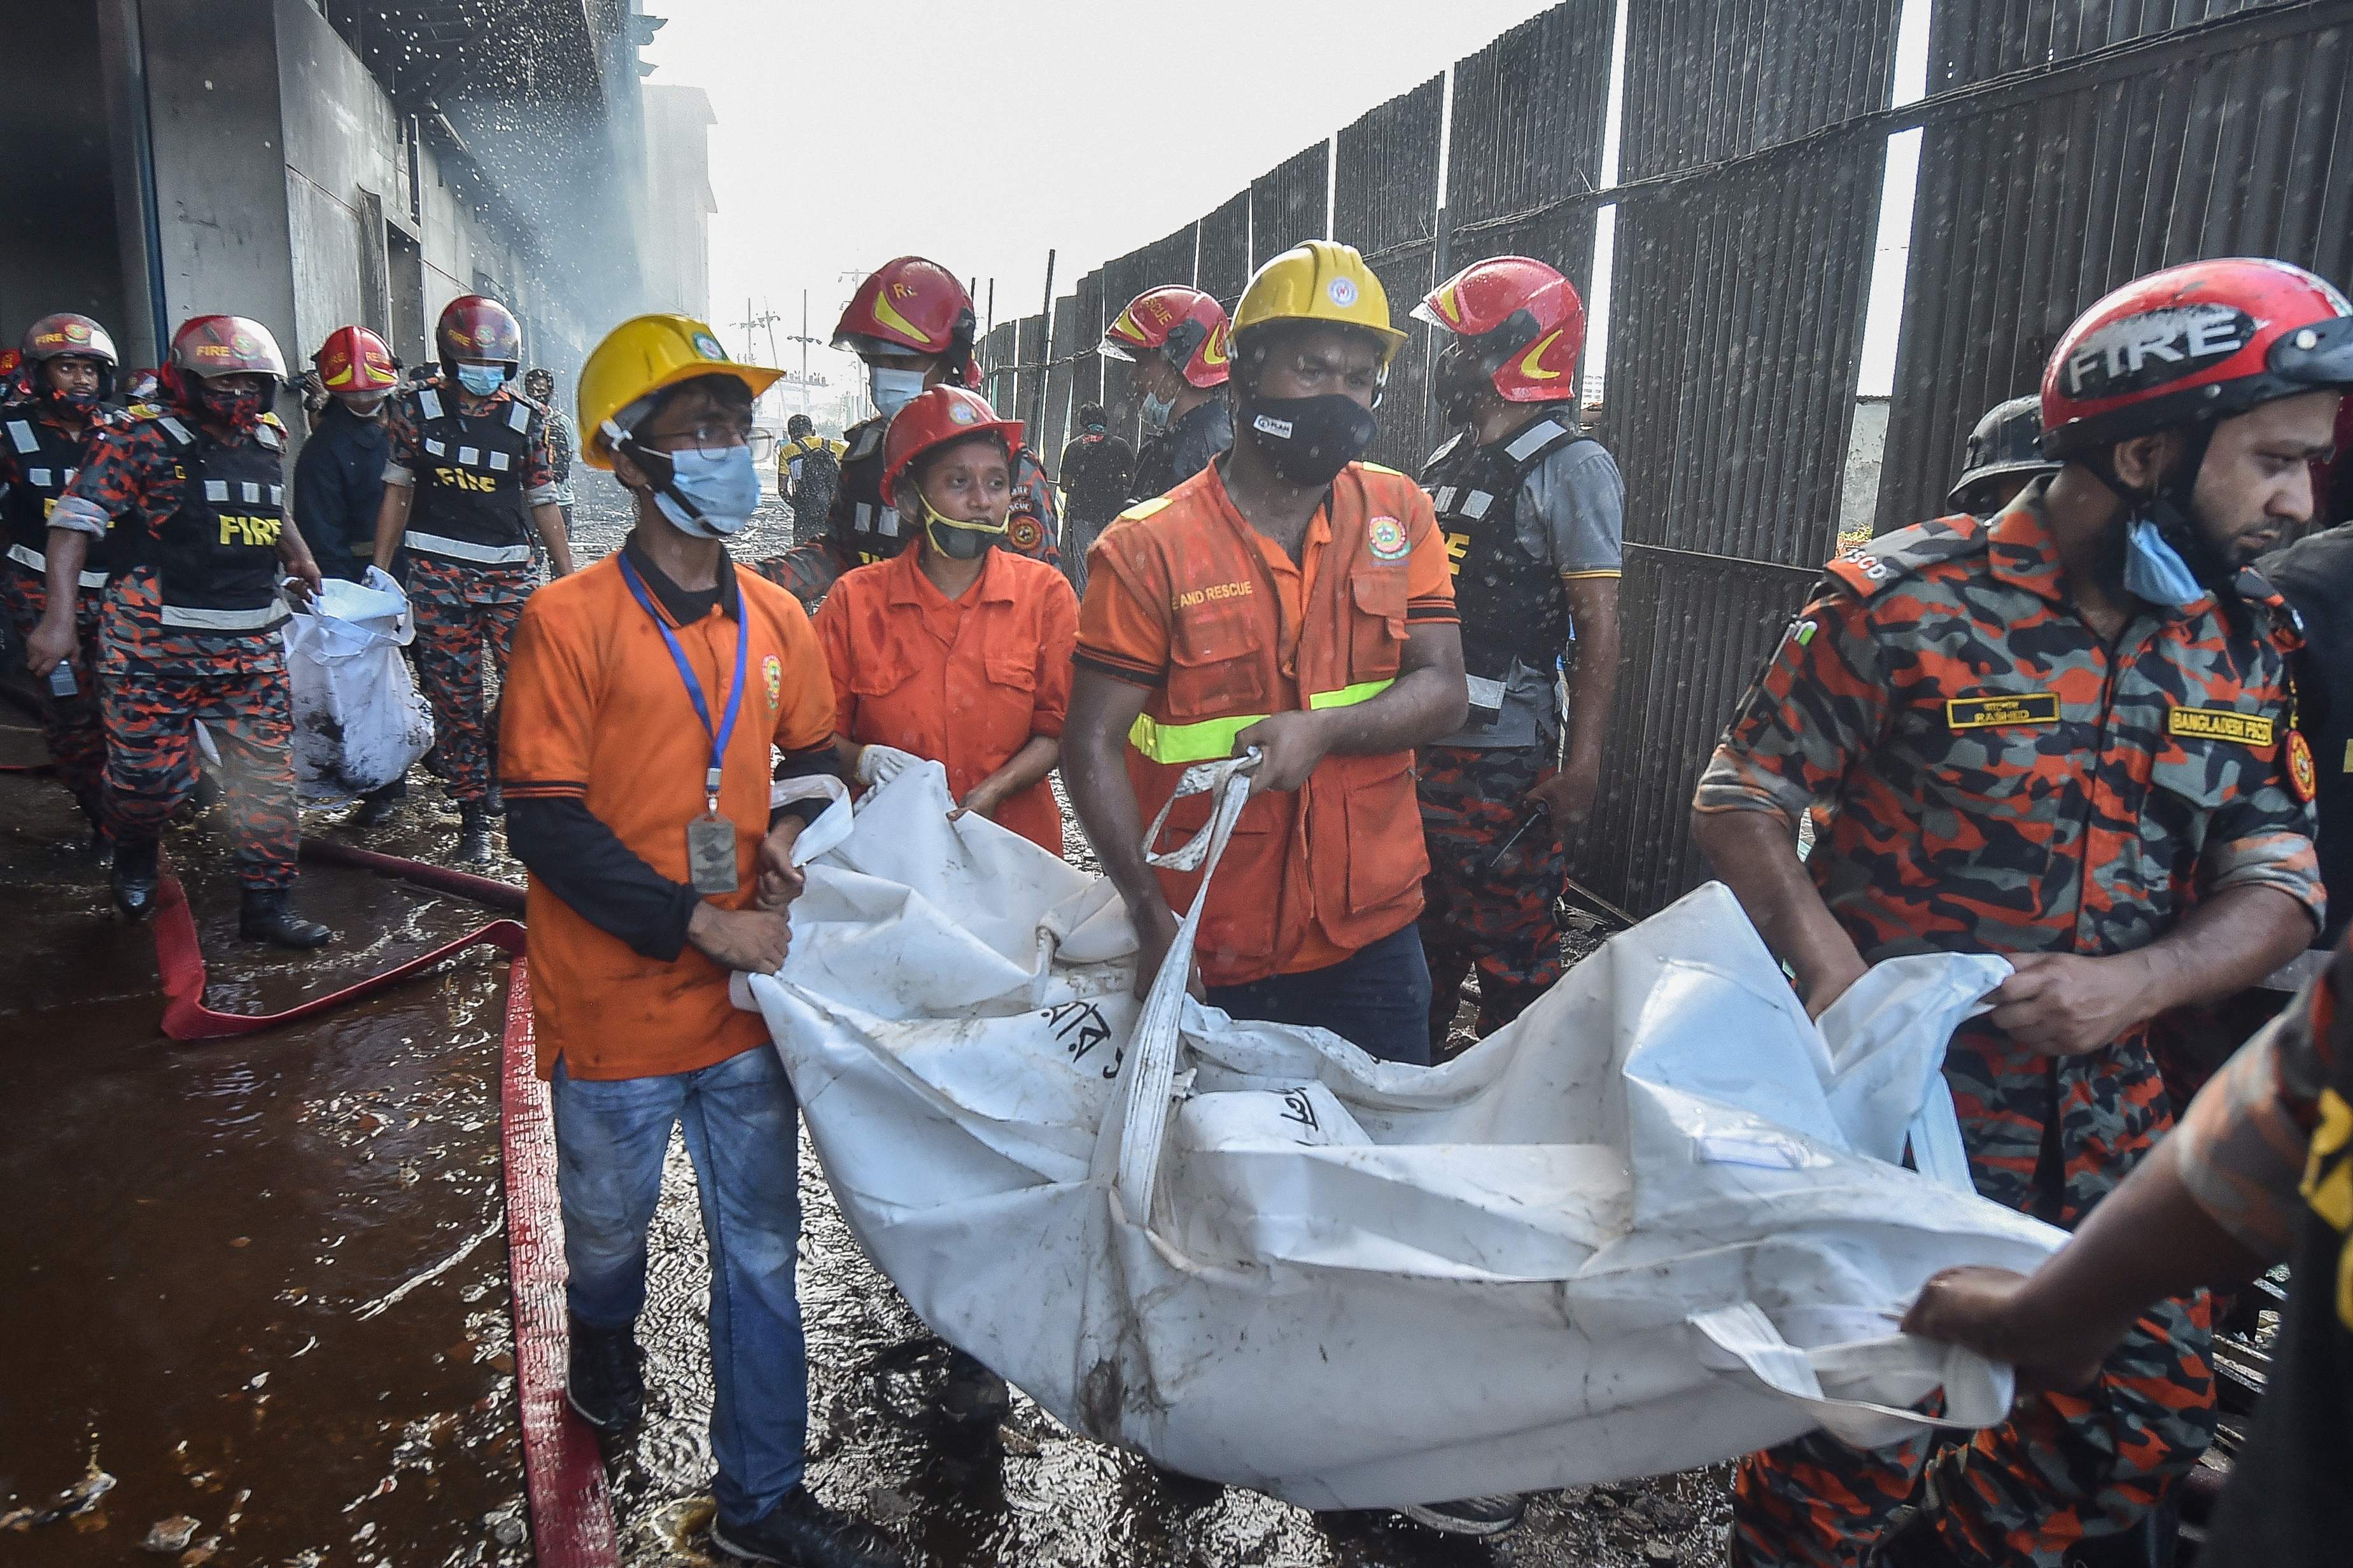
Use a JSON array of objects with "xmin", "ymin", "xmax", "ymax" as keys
[
  {"xmin": 834, "ymin": 257, "xmax": 976, "ymax": 365},
  {"xmin": 1416, "ymin": 256, "xmax": 1585, "ymax": 403},
  {"xmin": 2041, "ymin": 257, "xmax": 2353, "ymax": 458},
  {"xmin": 879, "ymin": 385, "xmax": 1024, "ymax": 507},
  {"xmin": 314, "ymin": 325, "xmax": 400, "ymax": 394},
  {"xmin": 170, "ymin": 315, "xmax": 288, "ymax": 380},
  {"xmin": 1102, "ymin": 286, "xmax": 1232, "ymax": 389},
  {"xmin": 22, "ymin": 312, "xmax": 120, "ymax": 370},
  {"xmin": 436, "ymin": 294, "xmax": 523, "ymax": 370}
]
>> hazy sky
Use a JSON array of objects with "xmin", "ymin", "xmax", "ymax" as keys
[
  {"xmin": 642, "ymin": 0, "xmax": 1930, "ymax": 402},
  {"xmin": 642, "ymin": 0, "xmax": 1562, "ymax": 384}
]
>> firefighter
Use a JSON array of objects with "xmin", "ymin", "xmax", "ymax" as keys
[
  {"xmin": 294, "ymin": 326, "xmax": 398, "ymax": 584},
  {"xmin": 523, "ymin": 367, "xmax": 579, "ymax": 557},
  {"xmin": 1054, "ymin": 401, "xmax": 1134, "ymax": 599},
  {"xmin": 1414, "ymin": 256, "xmax": 1623, "ymax": 1053},
  {"xmin": 27, "ymin": 315, "xmax": 333, "ymax": 948},
  {"xmin": 751, "ymin": 258, "xmax": 1057, "ymax": 611},
  {"xmin": 1104, "ymin": 284, "xmax": 1233, "ymax": 503},
  {"xmin": 1, "ymin": 312, "xmax": 129, "ymax": 853},
  {"xmin": 369, "ymin": 295, "xmax": 575, "ymax": 863},
  {"xmin": 815, "ymin": 384, "xmax": 1078, "ymax": 857},
  {"xmin": 776, "ymin": 412, "xmax": 843, "ymax": 546},
  {"xmin": 1949, "ymin": 394, "xmax": 2062, "ymax": 515},
  {"xmin": 1691, "ymin": 258, "xmax": 2352, "ymax": 1568}
]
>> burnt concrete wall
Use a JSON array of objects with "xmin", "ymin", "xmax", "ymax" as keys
[{"xmin": 0, "ymin": 3, "xmax": 132, "ymax": 351}]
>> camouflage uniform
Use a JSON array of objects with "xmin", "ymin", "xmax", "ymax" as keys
[
  {"xmin": 383, "ymin": 377, "xmax": 556, "ymax": 805},
  {"xmin": 52, "ymin": 411, "xmax": 301, "ymax": 890},
  {"xmin": 1695, "ymin": 486, "xmax": 2323, "ymax": 1568},
  {"xmin": 0, "ymin": 396, "xmax": 125, "ymax": 819},
  {"xmin": 1416, "ymin": 743, "xmax": 1564, "ymax": 1040}
]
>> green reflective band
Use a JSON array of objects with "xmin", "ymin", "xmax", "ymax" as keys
[
  {"xmin": 1307, "ymin": 678, "xmax": 1394, "ymax": 711},
  {"xmin": 1127, "ymin": 711, "xmax": 1268, "ymax": 764},
  {"xmin": 1125, "ymin": 680, "xmax": 1394, "ymax": 764}
]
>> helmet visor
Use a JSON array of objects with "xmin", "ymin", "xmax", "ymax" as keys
[{"xmin": 2272, "ymin": 313, "xmax": 2353, "ymax": 389}]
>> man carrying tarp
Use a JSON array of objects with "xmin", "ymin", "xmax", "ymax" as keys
[{"xmin": 1692, "ymin": 258, "xmax": 2352, "ymax": 1567}]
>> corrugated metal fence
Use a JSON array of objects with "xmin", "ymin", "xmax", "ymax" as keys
[{"xmin": 978, "ymin": 0, "xmax": 2353, "ymax": 915}]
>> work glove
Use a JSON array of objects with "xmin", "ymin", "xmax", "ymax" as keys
[{"xmin": 855, "ymin": 744, "xmax": 922, "ymax": 787}]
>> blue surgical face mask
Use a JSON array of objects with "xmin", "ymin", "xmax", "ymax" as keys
[
  {"xmin": 2123, "ymin": 517, "xmax": 2205, "ymax": 608},
  {"xmin": 455, "ymin": 362, "xmax": 507, "ymax": 398},
  {"xmin": 653, "ymin": 445, "xmax": 762, "ymax": 538},
  {"xmin": 1140, "ymin": 389, "xmax": 1176, "ymax": 428},
  {"xmin": 869, "ymin": 366, "xmax": 926, "ymax": 419}
]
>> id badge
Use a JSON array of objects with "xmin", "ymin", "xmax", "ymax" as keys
[{"xmin": 685, "ymin": 811, "xmax": 738, "ymax": 895}]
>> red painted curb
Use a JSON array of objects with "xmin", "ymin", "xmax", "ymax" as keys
[{"xmin": 500, "ymin": 958, "xmax": 622, "ymax": 1566}]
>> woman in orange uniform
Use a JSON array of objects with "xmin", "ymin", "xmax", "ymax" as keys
[{"xmin": 815, "ymin": 385, "xmax": 1078, "ymax": 855}]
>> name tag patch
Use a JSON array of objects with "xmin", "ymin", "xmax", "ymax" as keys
[
  {"xmin": 2168, "ymin": 706, "xmax": 2274, "ymax": 746},
  {"xmin": 1946, "ymin": 692, "xmax": 2060, "ymax": 729}
]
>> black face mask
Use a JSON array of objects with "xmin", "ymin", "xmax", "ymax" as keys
[{"xmin": 1242, "ymin": 393, "xmax": 1377, "ymax": 487}]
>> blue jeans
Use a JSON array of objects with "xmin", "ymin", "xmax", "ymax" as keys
[
  {"xmin": 551, "ymin": 1046, "xmax": 806, "ymax": 1527},
  {"xmin": 1205, "ymin": 920, "xmax": 1433, "ymax": 1066}
]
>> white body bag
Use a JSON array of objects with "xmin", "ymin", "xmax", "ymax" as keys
[
  {"xmin": 739, "ymin": 758, "xmax": 2063, "ymax": 1508},
  {"xmin": 281, "ymin": 568, "xmax": 433, "ymax": 801}
]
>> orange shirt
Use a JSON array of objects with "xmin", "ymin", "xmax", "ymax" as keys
[
  {"xmin": 501, "ymin": 554, "xmax": 834, "ymax": 1080},
  {"xmin": 815, "ymin": 545, "xmax": 1078, "ymax": 854},
  {"xmin": 1076, "ymin": 459, "xmax": 1456, "ymax": 979}
]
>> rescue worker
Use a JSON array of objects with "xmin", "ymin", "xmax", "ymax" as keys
[
  {"xmin": 370, "ymin": 295, "xmax": 575, "ymax": 863},
  {"xmin": 27, "ymin": 315, "xmax": 334, "ymax": 948},
  {"xmin": 1690, "ymin": 257, "xmax": 2350, "ymax": 1568},
  {"xmin": 1054, "ymin": 401, "xmax": 1134, "ymax": 598},
  {"xmin": 1, "ymin": 312, "xmax": 129, "ymax": 852},
  {"xmin": 1104, "ymin": 285, "xmax": 1234, "ymax": 503},
  {"xmin": 752, "ymin": 258, "xmax": 1057, "ymax": 611},
  {"xmin": 1064, "ymin": 244, "xmax": 1465, "ymax": 1057},
  {"xmin": 1414, "ymin": 256, "xmax": 1624, "ymax": 1052},
  {"xmin": 293, "ymin": 325, "xmax": 405, "ymax": 827},
  {"xmin": 815, "ymin": 384, "xmax": 1077, "ymax": 855},
  {"xmin": 524, "ymin": 367, "xmax": 578, "ymax": 553},
  {"xmin": 1949, "ymin": 394, "xmax": 2062, "ymax": 515},
  {"xmin": 1904, "ymin": 923, "xmax": 2353, "ymax": 1568},
  {"xmin": 293, "ymin": 326, "xmax": 398, "ymax": 584},
  {"xmin": 2264, "ymin": 521, "xmax": 2353, "ymax": 945},
  {"xmin": 501, "ymin": 313, "xmax": 894, "ymax": 1568},
  {"xmin": 776, "ymin": 412, "xmax": 843, "ymax": 545}
]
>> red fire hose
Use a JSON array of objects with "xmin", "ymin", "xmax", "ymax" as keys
[{"xmin": 148, "ymin": 834, "xmax": 620, "ymax": 1564}]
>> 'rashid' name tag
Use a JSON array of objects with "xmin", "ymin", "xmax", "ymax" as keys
[
  {"xmin": 686, "ymin": 811, "xmax": 738, "ymax": 895},
  {"xmin": 2167, "ymin": 706, "xmax": 2275, "ymax": 746},
  {"xmin": 1945, "ymin": 692, "xmax": 2060, "ymax": 730}
]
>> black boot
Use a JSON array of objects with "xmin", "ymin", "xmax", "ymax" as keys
[
  {"xmin": 238, "ymin": 888, "xmax": 334, "ymax": 949},
  {"xmin": 112, "ymin": 837, "xmax": 160, "ymax": 921},
  {"xmin": 456, "ymin": 802, "xmax": 493, "ymax": 863},
  {"xmin": 351, "ymin": 780, "xmax": 404, "ymax": 829},
  {"xmin": 709, "ymin": 1486, "xmax": 903, "ymax": 1567},
  {"xmin": 565, "ymin": 1315, "xmax": 645, "ymax": 1436},
  {"xmin": 75, "ymin": 799, "xmax": 113, "ymax": 864},
  {"xmin": 484, "ymin": 780, "xmax": 505, "ymax": 817}
]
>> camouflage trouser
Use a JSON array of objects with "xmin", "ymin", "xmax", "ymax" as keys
[
  {"xmin": 0, "ymin": 557, "xmax": 108, "ymax": 818},
  {"xmin": 99, "ymin": 569, "xmax": 298, "ymax": 891},
  {"xmin": 1415, "ymin": 742, "xmax": 1564, "ymax": 1051},
  {"xmin": 407, "ymin": 555, "xmax": 530, "ymax": 804},
  {"xmin": 1731, "ymin": 1024, "xmax": 2216, "ymax": 1568}
]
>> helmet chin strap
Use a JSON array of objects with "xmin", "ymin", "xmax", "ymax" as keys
[{"xmin": 2086, "ymin": 422, "xmax": 2235, "ymax": 590}]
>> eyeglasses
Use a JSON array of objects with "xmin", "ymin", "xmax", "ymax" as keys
[{"xmin": 640, "ymin": 419, "xmax": 754, "ymax": 456}]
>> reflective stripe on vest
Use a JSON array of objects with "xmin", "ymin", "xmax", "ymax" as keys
[
  {"xmin": 1125, "ymin": 677, "xmax": 1395, "ymax": 764},
  {"xmin": 6, "ymin": 540, "xmax": 108, "ymax": 588},
  {"xmin": 404, "ymin": 529, "xmax": 535, "ymax": 564}
]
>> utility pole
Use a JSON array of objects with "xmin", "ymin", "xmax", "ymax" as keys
[
  {"xmin": 1031, "ymin": 248, "xmax": 1056, "ymax": 449},
  {"xmin": 783, "ymin": 288, "xmax": 823, "ymax": 424}
]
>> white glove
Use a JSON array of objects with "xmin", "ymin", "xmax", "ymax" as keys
[{"xmin": 855, "ymin": 744, "xmax": 922, "ymax": 786}]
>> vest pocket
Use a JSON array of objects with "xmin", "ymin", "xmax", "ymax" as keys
[
  {"xmin": 1165, "ymin": 603, "xmax": 1267, "ymax": 718},
  {"xmin": 1347, "ymin": 569, "xmax": 1408, "ymax": 682},
  {"xmin": 1340, "ymin": 753, "xmax": 1423, "ymax": 914}
]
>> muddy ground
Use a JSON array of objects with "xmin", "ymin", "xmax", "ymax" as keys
[{"xmin": 1, "ymin": 480, "xmax": 1732, "ymax": 1567}]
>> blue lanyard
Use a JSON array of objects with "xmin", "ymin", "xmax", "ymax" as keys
[{"xmin": 617, "ymin": 552, "xmax": 747, "ymax": 811}]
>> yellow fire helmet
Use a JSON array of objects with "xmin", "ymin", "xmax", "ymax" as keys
[
  {"xmin": 1230, "ymin": 240, "xmax": 1408, "ymax": 366},
  {"xmin": 578, "ymin": 313, "xmax": 783, "ymax": 470}
]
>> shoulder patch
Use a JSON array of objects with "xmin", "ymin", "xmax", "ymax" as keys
[
  {"xmin": 1825, "ymin": 513, "xmax": 1988, "ymax": 599},
  {"xmin": 1356, "ymin": 461, "xmax": 1405, "ymax": 478},
  {"xmin": 1117, "ymin": 496, "xmax": 1174, "ymax": 524}
]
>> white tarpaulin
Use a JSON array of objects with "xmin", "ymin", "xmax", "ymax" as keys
[
  {"xmin": 283, "ymin": 568, "xmax": 433, "ymax": 801},
  {"xmin": 739, "ymin": 757, "xmax": 2065, "ymax": 1508}
]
